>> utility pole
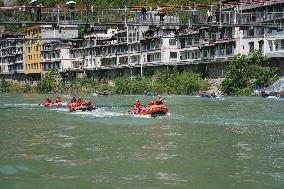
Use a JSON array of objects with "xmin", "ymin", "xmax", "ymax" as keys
[
  {"xmin": 219, "ymin": 1, "xmax": 222, "ymax": 28},
  {"xmin": 139, "ymin": 26, "xmax": 143, "ymax": 77},
  {"xmin": 140, "ymin": 42, "xmax": 143, "ymax": 77}
]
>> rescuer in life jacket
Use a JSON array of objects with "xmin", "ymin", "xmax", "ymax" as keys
[
  {"xmin": 55, "ymin": 97, "xmax": 62, "ymax": 103},
  {"xmin": 71, "ymin": 96, "xmax": 77, "ymax": 103},
  {"xmin": 45, "ymin": 98, "xmax": 52, "ymax": 103},
  {"xmin": 77, "ymin": 97, "xmax": 83, "ymax": 105},
  {"xmin": 155, "ymin": 96, "xmax": 164, "ymax": 105},
  {"xmin": 147, "ymin": 101, "xmax": 155, "ymax": 106},
  {"xmin": 133, "ymin": 100, "xmax": 142, "ymax": 110}
]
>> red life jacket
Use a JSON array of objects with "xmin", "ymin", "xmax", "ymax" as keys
[
  {"xmin": 55, "ymin": 99, "xmax": 62, "ymax": 103},
  {"xmin": 134, "ymin": 102, "xmax": 141, "ymax": 109}
]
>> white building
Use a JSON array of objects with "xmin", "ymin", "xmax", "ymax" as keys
[{"xmin": 0, "ymin": 33, "xmax": 25, "ymax": 81}]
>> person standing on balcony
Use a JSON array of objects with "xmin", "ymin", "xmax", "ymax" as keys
[
  {"xmin": 29, "ymin": 0, "xmax": 37, "ymax": 21},
  {"xmin": 158, "ymin": 7, "xmax": 165, "ymax": 22},
  {"xmin": 66, "ymin": 1, "xmax": 76, "ymax": 20},
  {"xmin": 206, "ymin": 9, "xmax": 213, "ymax": 23},
  {"xmin": 36, "ymin": 3, "xmax": 42, "ymax": 21},
  {"xmin": 141, "ymin": 7, "xmax": 147, "ymax": 21}
]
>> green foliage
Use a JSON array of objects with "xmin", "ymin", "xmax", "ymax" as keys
[
  {"xmin": 63, "ymin": 77, "xmax": 112, "ymax": 94},
  {"xmin": 221, "ymin": 51, "xmax": 278, "ymax": 95},
  {"xmin": 113, "ymin": 76, "xmax": 131, "ymax": 94},
  {"xmin": 114, "ymin": 70, "xmax": 208, "ymax": 95},
  {"xmin": 153, "ymin": 70, "xmax": 208, "ymax": 95},
  {"xmin": 36, "ymin": 69, "xmax": 61, "ymax": 93},
  {"xmin": 0, "ymin": 80, "xmax": 36, "ymax": 93},
  {"xmin": 18, "ymin": 83, "xmax": 35, "ymax": 93},
  {"xmin": 0, "ymin": 80, "xmax": 12, "ymax": 92},
  {"xmin": 37, "ymin": 69, "xmax": 113, "ymax": 94},
  {"xmin": 114, "ymin": 76, "xmax": 151, "ymax": 94}
]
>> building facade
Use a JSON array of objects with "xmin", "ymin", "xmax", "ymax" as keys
[
  {"xmin": 1, "ymin": 1, "xmax": 284, "ymax": 81},
  {"xmin": 0, "ymin": 33, "xmax": 25, "ymax": 81},
  {"xmin": 24, "ymin": 25, "xmax": 78, "ymax": 80}
]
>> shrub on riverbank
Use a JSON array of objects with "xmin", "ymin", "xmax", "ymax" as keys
[
  {"xmin": 35, "ymin": 69, "xmax": 113, "ymax": 94},
  {"xmin": 0, "ymin": 80, "xmax": 12, "ymax": 92},
  {"xmin": 221, "ymin": 51, "xmax": 278, "ymax": 95},
  {"xmin": 1, "ymin": 69, "xmax": 208, "ymax": 95},
  {"xmin": 36, "ymin": 69, "xmax": 62, "ymax": 93},
  {"xmin": 63, "ymin": 77, "xmax": 113, "ymax": 94},
  {"xmin": 114, "ymin": 70, "xmax": 208, "ymax": 95},
  {"xmin": 114, "ymin": 76, "xmax": 152, "ymax": 94},
  {"xmin": 0, "ymin": 80, "xmax": 36, "ymax": 93}
]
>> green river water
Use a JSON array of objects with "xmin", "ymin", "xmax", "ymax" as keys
[{"xmin": 0, "ymin": 93, "xmax": 283, "ymax": 189}]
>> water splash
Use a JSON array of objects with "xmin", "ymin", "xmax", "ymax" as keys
[
  {"xmin": 4, "ymin": 103, "xmax": 38, "ymax": 107},
  {"xmin": 70, "ymin": 109, "xmax": 124, "ymax": 118}
]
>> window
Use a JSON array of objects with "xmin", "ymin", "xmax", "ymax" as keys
[
  {"xmin": 275, "ymin": 42, "xmax": 279, "ymax": 50},
  {"xmin": 170, "ymin": 52, "xmax": 177, "ymax": 58},
  {"xmin": 219, "ymin": 44, "xmax": 225, "ymax": 55},
  {"xmin": 203, "ymin": 50, "xmax": 208, "ymax": 58},
  {"xmin": 187, "ymin": 38, "xmax": 192, "ymax": 46},
  {"xmin": 281, "ymin": 39, "xmax": 284, "ymax": 49},
  {"xmin": 258, "ymin": 40, "xmax": 264, "ymax": 51},
  {"xmin": 155, "ymin": 41, "xmax": 160, "ymax": 49},
  {"xmin": 226, "ymin": 44, "xmax": 233, "ymax": 55},
  {"xmin": 227, "ymin": 28, "xmax": 233, "ymax": 38},
  {"xmin": 248, "ymin": 29, "xmax": 254, "ymax": 37},
  {"xmin": 194, "ymin": 37, "xmax": 199, "ymax": 45},
  {"xmin": 210, "ymin": 47, "xmax": 215, "ymax": 56},
  {"xmin": 249, "ymin": 42, "xmax": 254, "ymax": 52},
  {"xmin": 210, "ymin": 33, "xmax": 216, "ymax": 41},
  {"xmin": 147, "ymin": 53, "xmax": 161, "ymax": 62},
  {"xmin": 169, "ymin": 39, "xmax": 177, "ymax": 46}
]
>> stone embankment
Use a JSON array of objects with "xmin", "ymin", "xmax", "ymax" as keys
[{"xmin": 206, "ymin": 78, "xmax": 224, "ymax": 95}]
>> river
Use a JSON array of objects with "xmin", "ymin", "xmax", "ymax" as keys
[{"xmin": 0, "ymin": 93, "xmax": 283, "ymax": 188}]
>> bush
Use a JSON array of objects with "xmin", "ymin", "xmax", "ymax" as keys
[
  {"xmin": 221, "ymin": 51, "xmax": 278, "ymax": 95},
  {"xmin": 114, "ymin": 70, "xmax": 208, "ymax": 95},
  {"xmin": 0, "ymin": 80, "xmax": 12, "ymax": 92},
  {"xmin": 63, "ymin": 77, "xmax": 113, "ymax": 94},
  {"xmin": 36, "ymin": 69, "xmax": 60, "ymax": 93}
]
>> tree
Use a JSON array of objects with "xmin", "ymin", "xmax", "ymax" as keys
[
  {"xmin": 221, "ymin": 51, "xmax": 278, "ymax": 95},
  {"xmin": 36, "ymin": 69, "xmax": 61, "ymax": 93}
]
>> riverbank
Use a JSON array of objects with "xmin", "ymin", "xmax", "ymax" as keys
[{"xmin": 1, "ymin": 70, "xmax": 209, "ymax": 95}]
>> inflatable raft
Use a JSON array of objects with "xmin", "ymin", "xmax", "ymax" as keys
[
  {"xmin": 39, "ymin": 102, "xmax": 67, "ymax": 107},
  {"xmin": 198, "ymin": 93, "xmax": 222, "ymax": 99},
  {"xmin": 67, "ymin": 103, "xmax": 96, "ymax": 112},
  {"xmin": 128, "ymin": 104, "xmax": 168, "ymax": 117}
]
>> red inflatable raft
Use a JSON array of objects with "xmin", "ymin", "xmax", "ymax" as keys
[
  {"xmin": 39, "ymin": 102, "xmax": 67, "ymax": 107},
  {"xmin": 128, "ymin": 104, "xmax": 169, "ymax": 117},
  {"xmin": 67, "ymin": 103, "xmax": 96, "ymax": 112}
]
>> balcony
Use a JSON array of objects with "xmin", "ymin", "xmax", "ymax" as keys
[{"xmin": 265, "ymin": 50, "xmax": 284, "ymax": 58}]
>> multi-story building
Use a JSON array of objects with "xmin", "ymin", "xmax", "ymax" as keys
[
  {"xmin": 1, "ymin": 1, "xmax": 283, "ymax": 82},
  {"xmin": 41, "ymin": 41, "xmax": 73, "ymax": 71},
  {"xmin": 24, "ymin": 25, "xmax": 78, "ymax": 80},
  {"xmin": 0, "ymin": 33, "xmax": 25, "ymax": 81},
  {"xmin": 174, "ymin": 0, "xmax": 284, "ymax": 77}
]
